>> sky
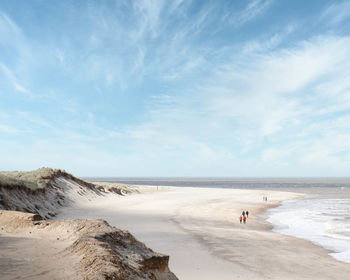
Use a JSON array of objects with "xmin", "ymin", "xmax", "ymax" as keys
[{"xmin": 1, "ymin": 0, "xmax": 350, "ymax": 177}]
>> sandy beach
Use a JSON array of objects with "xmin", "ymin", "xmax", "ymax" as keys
[
  {"xmin": 2, "ymin": 172, "xmax": 350, "ymax": 280},
  {"xmin": 54, "ymin": 186, "xmax": 350, "ymax": 280}
]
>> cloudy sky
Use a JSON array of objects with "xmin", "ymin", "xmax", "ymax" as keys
[{"xmin": 1, "ymin": 0, "xmax": 350, "ymax": 177}]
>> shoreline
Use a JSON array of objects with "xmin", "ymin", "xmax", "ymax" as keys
[
  {"xmin": 2, "ymin": 180, "xmax": 350, "ymax": 279},
  {"xmin": 57, "ymin": 185, "xmax": 350, "ymax": 279},
  {"xmin": 265, "ymin": 194, "xmax": 350, "ymax": 265}
]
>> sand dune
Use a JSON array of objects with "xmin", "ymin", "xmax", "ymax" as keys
[
  {"xmin": 0, "ymin": 168, "xmax": 139, "ymax": 219},
  {"xmin": 0, "ymin": 210, "xmax": 177, "ymax": 280},
  {"xmin": 0, "ymin": 169, "xmax": 178, "ymax": 280}
]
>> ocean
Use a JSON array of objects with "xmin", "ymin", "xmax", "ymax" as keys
[
  {"xmin": 267, "ymin": 195, "xmax": 350, "ymax": 263},
  {"xmin": 86, "ymin": 177, "xmax": 350, "ymax": 263}
]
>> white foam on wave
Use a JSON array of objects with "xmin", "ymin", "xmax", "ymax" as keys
[{"xmin": 267, "ymin": 198, "xmax": 350, "ymax": 263}]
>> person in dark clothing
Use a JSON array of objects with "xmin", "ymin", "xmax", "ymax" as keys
[
  {"xmin": 246, "ymin": 211, "xmax": 249, "ymax": 218},
  {"xmin": 242, "ymin": 211, "xmax": 245, "ymax": 217}
]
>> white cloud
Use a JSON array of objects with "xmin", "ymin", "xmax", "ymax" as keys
[
  {"xmin": 206, "ymin": 35, "xmax": 350, "ymax": 135},
  {"xmin": 0, "ymin": 10, "xmax": 21, "ymax": 40},
  {"xmin": 132, "ymin": 0, "xmax": 165, "ymax": 39},
  {"xmin": 0, "ymin": 124, "xmax": 20, "ymax": 135},
  {"xmin": 169, "ymin": 0, "xmax": 186, "ymax": 13},
  {"xmin": 112, "ymin": 34, "xmax": 350, "ymax": 175},
  {"xmin": 0, "ymin": 63, "xmax": 30, "ymax": 94},
  {"xmin": 261, "ymin": 147, "xmax": 294, "ymax": 163},
  {"xmin": 321, "ymin": 1, "xmax": 350, "ymax": 26},
  {"xmin": 1, "ymin": 2, "xmax": 350, "ymax": 176},
  {"xmin": 55, "ymin": 49, "xmax": 65, "ymax": 65},
  {"xmin": 227, "ymin": 0, "xmax": 272, "ymax": 27}
]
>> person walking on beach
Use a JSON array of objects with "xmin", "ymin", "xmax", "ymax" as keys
[
  {"xmin": 246, "ymin": 211, "xmax": 249, "ymax": 218},
  {"xmin": 242, "ymin": 210, "xmax": 245, "ymax": 217},
  {"xmin": 239, "ymin": 215, "xmax": 242, "ymax": 224},
  {"xmin": 243, "ymin": 215, "xmax": 246, "ymax": 224}
]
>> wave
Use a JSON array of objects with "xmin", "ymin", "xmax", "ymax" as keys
[{"xmin": 267, "ymin": 197, "xmax": 350, "ymax": 263}]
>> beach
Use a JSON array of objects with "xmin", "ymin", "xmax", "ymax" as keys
[
  {"xmin": 56, "ymin": 186, "xmax": 350, "ymax": 280},
  {"xmin": 2, "ymin": 172, "xmax": 350, "ymax": 280}
]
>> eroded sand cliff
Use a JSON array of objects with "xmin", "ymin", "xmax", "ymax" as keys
[{"xmin": 0, "ymin": 169, "xmax": 178, "ymax": 280}]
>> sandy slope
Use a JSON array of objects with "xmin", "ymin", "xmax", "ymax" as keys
[
  {"xmin": 0, "ymin": 168, "xmax": 135, "ymax": 219},
  {"xmin": 0, "ymin": 210, "xmax": 177, "ymax": 280},
  {"xmin": 0, "ymin": 170, "xmax": 178, "ymax": 280},
  {"xmin": 0, "ymin": 211, "xmax": 81, "ymax": 280},
  {"xmin": 58, "ymin": 186, "xmax": 350, "ymax": 280}
]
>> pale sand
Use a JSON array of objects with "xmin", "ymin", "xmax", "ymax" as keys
[
  {"xmin": 0, "ymin": 212, "xmax": 81, "ymax": 280},
  {"xmin": 56, "ymin": 186, "xmax": 350, "ymax": 280},
  {"xmin": 0, "ymin": 210, "xmax": 177, "ymax": 280}
]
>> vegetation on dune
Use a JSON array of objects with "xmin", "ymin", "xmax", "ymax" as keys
[
  {"xmin": 0, "ymin": 167, "xmax": 137, "ymax": 194},
  {"xmin": 0, "ymin": 167, "xmax": 57, "ymax": 190},
  {"xmin": 93, "ymin": 181, "xmax": 139, "ymax": 194},
  {"xmin": 0, "ymin": 167, "xmax": 104, "ymax": 191},
  {"xmin": 0, "ymin": 167, "xmax": 137, "ymax": 218}
]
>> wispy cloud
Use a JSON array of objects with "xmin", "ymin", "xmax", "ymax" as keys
[
  {"xmin": 132, "ymin": 0, "xmax": 165, "ymax": 39},
  {"xmin": 239, "ymin": 0, "xmax": 272, "ymax": 23},
  {"xmin": 0, "ymin": 63, "xmax": 30, "ymax": 94},
  {"xmin": 0, "ymin": 123, "xmax": 21, "ymax": 135},
  {"xmin": 117, "ymin": 34, "xmax": 350, "ymax": 175},
  {"xmin": 1, "ymin": 1, "xmax": 350, "ymax": 176},
  {"xmin": 321, "ymin": 1, "xmax": 350, "ymax": 26},
  {"xmin": 226, "ymin": 0, "xmax": 272, "ymax": 27},
  {"xmin": 0, "ymin": 10, "xmax": 21, "ymax": 39}
]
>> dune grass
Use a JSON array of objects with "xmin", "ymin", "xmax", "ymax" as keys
[
  {"xmin": 0, "ymin": 168, "xmax": 55, "ymax": 190},
  {"xmin": 92, "ymin": 182, "xmax": 139, "ymax": 194},
  {"xmin": 0, "ymin": 168, "xmax": 137, "ymax": 194}
]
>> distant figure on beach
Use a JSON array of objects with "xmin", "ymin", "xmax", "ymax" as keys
[
  {"xmin": 239, "ymin": 215, "xmax": 242, "ymax": 224},
  {"xmin": 242, "ymin": 211, "xmax": 245, "ymax": 217},
  {"xmin": 243, "ymin": 215, "xmax": 246, "ymax": 224},
  {"xmin": 263, "ymin": 196, "xmax": 268, "ymax": 201},
  {"xmin": 246, "ymin": 211, "xmax": 249, "ymax": 218}
]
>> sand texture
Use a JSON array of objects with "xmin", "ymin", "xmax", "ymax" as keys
[
  {"xmin": 59, "ymin": 186, "xmax": 350, "ymax": 280},
  {"xmin": 2, "ymin": 169, "xmax": 350, "ymax": 279},
  {"xmin": 0, "ymin": 210, "xmax": 177, "ymax": 280},
  {"xmin": 0, "ymin": 170, "xmax": 177, "ymax": 280}
]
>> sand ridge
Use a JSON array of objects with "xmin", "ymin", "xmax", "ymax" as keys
[{"xmin": 0, "ymin": 210, "xmax": 178, "ymax": 280}]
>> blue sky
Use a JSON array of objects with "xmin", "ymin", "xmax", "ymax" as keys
[{"xmin": 1, "ymin": 0, "xmax": 350, "ymax": 177}]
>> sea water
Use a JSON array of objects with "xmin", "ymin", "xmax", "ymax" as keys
[
  {"xmin": 86, "ymin": 177, "xmax": 350, "ymax": 263},
  {"xmin": 267, "ymin": 196, "xmax": 350, "ymax": 263}
]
